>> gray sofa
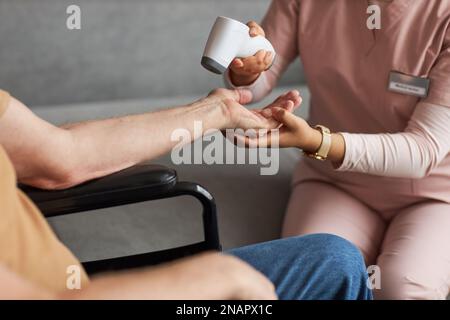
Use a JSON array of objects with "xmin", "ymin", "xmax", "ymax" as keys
[{"xmin": 0, "ymin": 0, "xmax": 310, "ymax": 262}]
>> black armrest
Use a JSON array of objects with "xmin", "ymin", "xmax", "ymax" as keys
[
  {"xmin": 20, "ymin": 164, "xmax": 177, "ymax": 217},
  {"xmin": 19, "ymin": 164, "xmax": 221, "ymax": 273}
]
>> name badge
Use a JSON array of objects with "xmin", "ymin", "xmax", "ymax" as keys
[{"xmin": 388, "ymin": 71, "xmax": 430, "ymax": 98}]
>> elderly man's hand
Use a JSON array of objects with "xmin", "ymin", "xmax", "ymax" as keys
[{"xmin": 206, "ymin": 88, "xmax": 302, "ymax": 132}]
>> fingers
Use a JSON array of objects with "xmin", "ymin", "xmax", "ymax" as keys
[
  {"xmin": 273, "ymin": 90, "xmax": 298, "ymax": 102},
  {"xmin": 208, "ymin": 88, "xmax": 253, "ymax": 105},
  {"xmin": 259, "ymin": 90, "xmax": 300, "ymax": 121},
  {"xmin": 235, "ymin": 129, "xmax": 287, "ymax": 149},
  {"xmin": 271, "ymin": 107, "xmax": 300, "ymax": 129},
  {"xmin": 282, "ymin": 90, "xmax": 301, "ymax": 104},
  {"xmin": 230, "ymin": 51, "xmax": 273, "ymax": 75},
  {"xmin": 231, "ymin": 58, "xmax": 244, "ymax": 69},
  {"xmin": 271, "ymin": 90, "xmax": 302, "ymax": 110},
  {"xmin": 286, "ymin": 101, "xmax": 295, "ymax": 113},
  {"xmin": 247, "ymin": 21, "xmax": 265, "ymax": 37},
  {"xmin": 254, "ymin": 51, "xmax": 273, "ymax": 72},
  {"xmin": 261, "ymin": 108, "xmax": 273, "ymax": 118},
  {"xmin": 264, "ymin": 52, "xmax": 273, "ymax": 70},
  {"xmin": 272, "ymin": 100, "xmax": 295, "ymax": 114},
  {"xmin": 229, "ymin": 22, "xmax": 271, "ymax": 78},
  {"xmin": 254, "ymin": 50, "xmax": 266, "ymax": 61},
  {"xmin": 261, "ymin": 95, "xmax": 296, "ymax": 120},
  {"xmin": 265, "ymin": 90, "xmax": 301, "ymax": 112},
  {"xmin": 290, "ymin": 91, "xmax": 302, "ymax": 110}
]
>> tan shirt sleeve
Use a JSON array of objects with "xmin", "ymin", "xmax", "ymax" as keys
[
  {"xmin": 0, "ymin": 90, "xmax": 11, "ymax": 118},
  {"xmin": 0, "ymin": 145, "xmax": 90, "ymax": 292}
]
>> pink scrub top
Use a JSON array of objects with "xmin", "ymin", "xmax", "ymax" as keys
[{"xmin": 231, "ymin": 0, "xmax": 450, "ymax": 211}]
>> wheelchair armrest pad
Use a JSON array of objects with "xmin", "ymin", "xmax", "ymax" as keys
[{"xmin": 20, "ymin": 164, "xmax": 177, "ymax": 217}]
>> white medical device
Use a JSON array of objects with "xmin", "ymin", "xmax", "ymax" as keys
[{"xmin": 201, "ymin": 16, "xmax": 276, "ymax": 74}]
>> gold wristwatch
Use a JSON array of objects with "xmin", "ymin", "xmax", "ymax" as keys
[{"xmin": 303, "ymin": 125, "xmax": 331, "ymax": 161}]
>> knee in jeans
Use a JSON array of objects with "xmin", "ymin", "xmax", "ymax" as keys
[
  {"xmin": 278, "ymin": 234, "xmax": 371, "ymax": 300},
  {"xmin": 302, "ymin": 234, "xmax": 365, "ymax": 261},
  {"xmin": 297, "ymin": 234, "xmax": 368, "ymax": 276}
]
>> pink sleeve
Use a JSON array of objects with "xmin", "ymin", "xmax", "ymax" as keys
[
  {"xmin": 224, "ymin": 0, "xmax": 300, "ymax": 102},
  {"xmin": 422, "ymin": 25, "xmax": 450, "ymax": 107},
  {"xmin": 337, "ymin": 102, "xmax": 450, "ymax": 179}
]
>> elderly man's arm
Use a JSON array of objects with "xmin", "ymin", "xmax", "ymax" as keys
[
  {"xmin": 0, "ymin": 264, "xmax": 54, "ymax": 300},
  {"xmin": 0, "ymin": 253, "xmax": 276, "ymax": 300},
  {"xmin": 0, "ymin": 89, "xmax": 300, "ymax": 189}
]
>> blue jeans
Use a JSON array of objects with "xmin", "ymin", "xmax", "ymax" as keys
[{"xmin": 229, "ymin": 234, "xmax": 372, "ymax": 300}]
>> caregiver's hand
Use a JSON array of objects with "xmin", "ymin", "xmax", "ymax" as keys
[
  {"xmin": 206, "ymin": 88, "xmax": 301, "ymax": 131},
  {"xmin": 240, "ymin": 107, "xmax": 346, "ymax": 164},
  {"xmin": 262, "ymin": 107, "xmax": 317, "ymax": 149},
  {"xmin": 228, "ymin": 21, "xmax": 273, "ymax": 86}
]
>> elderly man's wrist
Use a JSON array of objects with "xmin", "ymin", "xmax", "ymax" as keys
[{"xmin": 191, "ymin": 98, "xmax": 230, "ymax": 131}]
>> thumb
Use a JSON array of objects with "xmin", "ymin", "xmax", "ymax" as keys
[
  {"xmin": 272, "ymin": 107, "xmax": 299, "ymax": 129},
  {"xmin": 234, "ymin": 89, "xmax": 253, "ymax": 105},
  {"xmin": 231, "ymin": 58, "xmax": 244, "ymax": 69}
]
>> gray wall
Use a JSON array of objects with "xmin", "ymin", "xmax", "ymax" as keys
[{"xmin": 0, "ymin": 0, "xmax": 303, "ymax": 107}]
